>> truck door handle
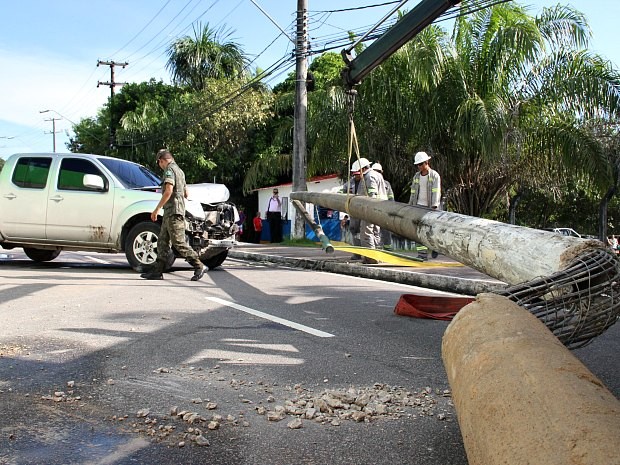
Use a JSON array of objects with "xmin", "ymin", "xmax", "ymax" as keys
[
  {"xmin": 49, "ymin": 195, "xmax": 64, "ymax": 202},
  {"xmin": 3, "ymin": 193, "xmax": 16, "ymax": 200}
]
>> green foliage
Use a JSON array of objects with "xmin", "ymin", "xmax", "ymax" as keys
[
  {"xmin": 68, "ymin": 115, "xmax": 111, "ymax": 155},
  {"xmin": 71, "ymin": 79, "xmax": 270, "ymax": 208},
  {"xmin": 243, "ymin": 53, "xmax": 348, "ymax": 193},
  {"xmin": 282, "ymin": 1, "xmax": 620, "ymax": 223},
  {"xmin": 281, "ymin": 237, "xmax": 319, "ymax": 247},
  {"xmin": 167, "ymin": 23, "xmax": 248, "ymax": 91},
  {"xmin": 502, "ymin": 178, "xmax": 620, "ymax": 237},
  {"xmin": 69, "ymin": 79, "xmax": 184, "ymax": 159},
  {"xmin": 65, "ymin": 3, "xmax": 620, "ymax": 237},
  {"xmin": 113, "ymin": 78, "xmax": 272, "ymax": 187},
  {"xmin": 272, "ymin": 52, "xmax": 344, "ymax": 94}
]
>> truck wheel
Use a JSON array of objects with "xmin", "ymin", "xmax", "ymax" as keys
[
  {"xmin": 201, "ymin": 250, "xmax": 228, "ymax": 269},
  {"xmin": 23, "ymin": 247, "xmax": 61, "ymax": 262},
  {"xmin": 125, "ymin": 222, "xmax": 176, "ymax": 271}
]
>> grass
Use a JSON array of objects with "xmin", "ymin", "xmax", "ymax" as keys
[{"xmin": 281, "ymin": 237, "xmax": 320, "ymax": 247}]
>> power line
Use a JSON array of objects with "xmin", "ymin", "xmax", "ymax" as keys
[
  {"xmin": 121, "ymin": 0, "xmax": 199, "ymax": 62},
  {"xmin": 305, "ymin": 0, "xmax": 511, "ymax": 57},
  {"xmin": 121, "ymin": 0, "xmax": 225, "ymax": 80},
  {"xmin": 310, "ymin": 1, "xmax": 406, "ymax": 14},
  {"xmin": 116, "ymin": 54, "xmax": 295, "ymax": 149},
  {"xmin": 109, "ymin": 0, "xmax": 175, "ymax": 58}
]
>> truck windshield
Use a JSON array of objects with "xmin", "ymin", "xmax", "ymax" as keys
[{"xmin": 98, "ymin": 157, "xmax": 161, "ymax": 189}]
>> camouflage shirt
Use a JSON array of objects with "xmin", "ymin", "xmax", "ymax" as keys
[{"xmin": 161, "ymin": 162, "xmax": 186, "ymax": 216}]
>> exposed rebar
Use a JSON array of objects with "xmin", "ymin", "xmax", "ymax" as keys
[{"xmin": 499, "ymin": 248, "xmax": 620, "ymax": 349}]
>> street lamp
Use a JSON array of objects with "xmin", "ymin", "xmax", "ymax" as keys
[{"xmin": 39, "ymin": 110, "xmax": 62, "ymax": 153}]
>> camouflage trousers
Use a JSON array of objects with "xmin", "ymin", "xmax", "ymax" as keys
[{"xmin": 155, "ymin": 214, "xmax": 202, "ymax": 271}]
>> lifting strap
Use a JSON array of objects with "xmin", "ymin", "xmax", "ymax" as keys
[{"xmin": 345, "ymin": 89, "xmax": 368, "ymax": 214}]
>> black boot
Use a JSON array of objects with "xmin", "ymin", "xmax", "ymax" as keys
[
  {"xmin": 140, "ymin": 271, "xmax": 163, "ymax": 280},
  {"xmin": 140, "ymin": 260, "xmax": 164, "ymax": 279},
  {"xmin": 191, "ymin": 265, "xmax": 207, "ymax": 281}
]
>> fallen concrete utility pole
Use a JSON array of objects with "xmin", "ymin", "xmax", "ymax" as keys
[
  {"xmin": 289, "ymin": 192, "xmax": 620, "ymax": 348},
  {"xmin": 289, "ymin": 192, "xmax": 602, "ymax": 284},
  {"xmin": 443, "ymin": 293, "xmax": 620, "ymax": 465}
]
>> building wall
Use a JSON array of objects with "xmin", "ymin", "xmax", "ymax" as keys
[{"xmin": 257, "ymin": 175, "xmax": 343, "ymax": 240}]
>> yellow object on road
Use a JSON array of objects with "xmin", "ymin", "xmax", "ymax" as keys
[{"xmin": 331, "ymin": 244, "xmax": 463, "ymax": 267}]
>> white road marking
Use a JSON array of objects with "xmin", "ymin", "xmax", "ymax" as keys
[
  {"xmin": 83, "ymin": 255, "xmax": 111, "ymax": 264},
  {"xmin": 206, "ymin": 296, "xmax": 335, "ymax": 338}
]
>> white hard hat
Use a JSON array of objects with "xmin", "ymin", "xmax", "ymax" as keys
[
  {"xmin": 351, "ymin": 158, "xmax": 370, "ymax": 173},
  {"xmin": 414, "ymin": 151, "xmax": 431, "ymax": 165},
  {"xmin": 371, "ymin": 162, "xmax": 383, "ymax": 172}
]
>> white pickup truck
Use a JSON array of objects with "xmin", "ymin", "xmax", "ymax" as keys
[{"xmin": 0, "ymin": 152, "xmax": 238, "ymax": 270}]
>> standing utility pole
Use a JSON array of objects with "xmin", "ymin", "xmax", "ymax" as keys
[
  {"xmin": 40, "ymin": 110, "xmax": 62, "ymax": 153},
  {"xmin": 97, "ymin": 59, "xmax": 128, "ymax": 148},
  {"xmin": 292, "ymin": 0, "xmax": 308, "ymax": 239}
]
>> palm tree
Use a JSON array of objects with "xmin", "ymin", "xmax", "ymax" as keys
[
  {"xmin": 312, "ymin": 2, "xmax": 620, "ymax": 219},
  {"xmin": 443, "ymin": 3, "xmax": 619, "ymax": 216},
  {"xmin": 166, "ymin": 23, "xmax": 248, "ymax": 91},
  {"xmin": 243, "ymin": 1, "xmax": 620, "ymax": 224}
]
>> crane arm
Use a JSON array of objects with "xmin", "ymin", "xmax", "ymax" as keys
[{"xmin": 341, "ymin": 0, "xmax": 460, "ymax": 88}]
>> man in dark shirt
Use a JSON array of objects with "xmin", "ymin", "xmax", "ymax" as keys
[{"xmin": 266, "ymin": 188, "xmax": 283, "ymax": 243}]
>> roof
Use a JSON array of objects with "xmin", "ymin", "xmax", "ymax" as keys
[{"xmin": 256, "ymin": 174, "xmax": 340, "ymax": 191}]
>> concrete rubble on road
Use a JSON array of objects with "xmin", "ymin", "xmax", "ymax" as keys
[{"xmin": 94, "ymin": 378, "xmax": 455, "ymax": 448}]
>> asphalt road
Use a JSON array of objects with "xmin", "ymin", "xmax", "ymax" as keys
[{"xmin": 0, "ymin": 248, "xmax": 618, "ymax": 465}]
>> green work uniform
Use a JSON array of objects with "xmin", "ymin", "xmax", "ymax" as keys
[{"xmin": 154, "ymin": 162, "xmax": 202, "ymax": 271}]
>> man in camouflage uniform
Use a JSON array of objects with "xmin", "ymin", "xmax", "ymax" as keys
[{"xmin": 140, "ymin": 149, "xmax": 207, "ymax": 281}]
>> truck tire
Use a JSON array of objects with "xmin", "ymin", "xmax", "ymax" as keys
[
  {"xmin": 201, "ymin": 250, "xmax": 228, "ymax": 269},
  {"xmin": 125, "ymin": 222, "xmax": 176, "ymax": 271},
  {"xmin": 23, "ymin": 247, "xmax": 61, "ymax": 262}
]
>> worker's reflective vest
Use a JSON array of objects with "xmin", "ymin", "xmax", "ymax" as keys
[
  {"xmin": 409, "ymin": 169, "xmax": 441, "ymax": 208},
  {"xmin": 385, "ymin": 179, "xmax": 395, "ymax": 201},
  {"xmin": 359, "ymin": 169, "xmax": 388, "ymax": 200}
]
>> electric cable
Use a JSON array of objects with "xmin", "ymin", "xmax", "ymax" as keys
[{"xmin": 115, "ymin": 53, "xmax": 295, "ymax": 148}]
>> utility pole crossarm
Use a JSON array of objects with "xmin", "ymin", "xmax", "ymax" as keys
[
  {"xmin": 39, "ymin": 111, "xmax": 62, "ymax": 153},
  {"xmin": 96, "ymin": 59, "xmax": 129, "ymax": 94},
  {"xmin": 342, "ymin": 0, "xmax": 460, "ymax": 88},
  {"xmin": 96, "ymin": 59, "xmax": 129, "ymax": 147}
]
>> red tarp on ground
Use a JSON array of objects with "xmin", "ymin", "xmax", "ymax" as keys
[{"xmin": 394, "ymin": 294, "xmax": 475, "ymax": 321}]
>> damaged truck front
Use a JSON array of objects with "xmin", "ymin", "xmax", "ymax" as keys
[{"xmin": 0, "ymin": 152, "xmax": 238, "ymax": 270}]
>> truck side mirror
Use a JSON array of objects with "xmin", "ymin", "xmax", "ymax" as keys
[{"xmin": 83, "ymin": 174, "xmax": 106, "ymax": 191}]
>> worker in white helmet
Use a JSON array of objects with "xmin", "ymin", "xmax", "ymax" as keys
[
  {"xmin": 355, "ymin": 158, "xmax": 388, "ymax": 264},
  {"xmin": 340, "ymin": 160, "xmax": 366, "ymax": 259},
  {"xmin": 408, "ymin": 151, "xmax": 441, "ymax": 259},
  {"xmin": 372, "ymin": 162, "xmax": 394, "ymax": 250}
]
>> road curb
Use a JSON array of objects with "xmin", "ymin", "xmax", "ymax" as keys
[{"xmin": 228, "ymin": 250, "xmax": 505, "ymax": 296}]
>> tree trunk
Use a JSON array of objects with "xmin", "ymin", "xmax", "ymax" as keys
[
  {"xmin": 508, "ymin": 190, "xmax": 523, "ymax": 225},
  {"xmin": 599, "ymin": 186, "xmax": 615, "ymax": 242}
]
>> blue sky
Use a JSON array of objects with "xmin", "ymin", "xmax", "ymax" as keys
[{"xmin": 0, "ymin": 0, "xmax": 617, "ymax": 159}]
